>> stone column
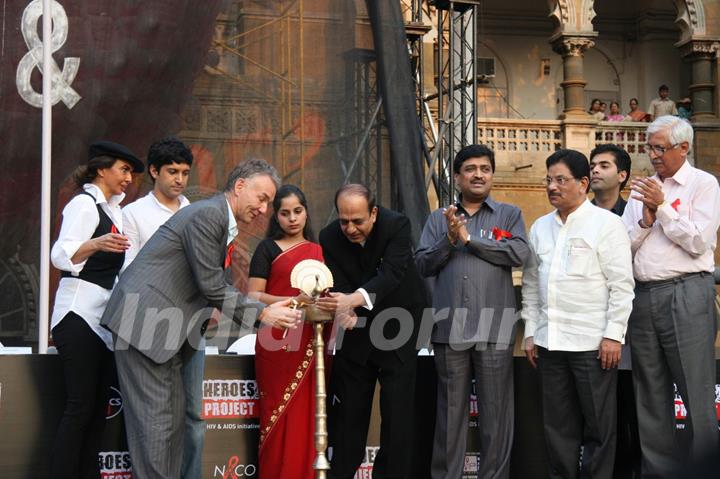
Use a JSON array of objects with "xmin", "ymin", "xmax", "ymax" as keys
[
  {"xmin": 551, "ymin": 34, "xmax": 597, "ymax": 119},
  {"xmin": 679, "ymin": 41, "xmax": 718, "ymax": 120}
]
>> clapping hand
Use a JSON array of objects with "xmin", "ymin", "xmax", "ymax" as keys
[{"xmin": 443, "ymin": 206, "xmax": 467, "ymax": 245}]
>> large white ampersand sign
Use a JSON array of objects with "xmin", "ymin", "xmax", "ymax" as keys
[{"xmin": 16, "ymin": 0, "xmax": 81, "ymax": 109}]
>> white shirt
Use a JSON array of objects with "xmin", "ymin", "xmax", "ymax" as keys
[
  {"xmin": 50, "ymin": 184, "xmax": 125, "ymax": 349},
  {"xmin": 522, "ymin": 200, "xmax": 635, "ymax": 351},
  {"xmin": 621, "ymin": 161, "xmax": 720, "ymax": 281},
  {"xmin": 226, "ymin": 198, "xmax": 237, "ymax": 246},
  {"xmin": 122, "ymin": 191, "xmax": 190, "ymax": 269}
]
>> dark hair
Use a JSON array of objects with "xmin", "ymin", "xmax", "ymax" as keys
[
  {"xmin": 610, "ymin": 101, "xmax": 620, "ymax": 109},
  {"xmin": 629, "ymin": 97, "xmax": 639, "ymax": 105},
  {"xmin": 71, "ymin": 155, "xmax": 117, "ymax": 190},
  {"xmin": 266, "ymin": 185, "xmax": 315, "ymax": 241},
  {"xmin": 658, "ymin": 84, "xmax": 669, "ymax": 92},
  {"xmin": 334, "ymin": 183, "xmax": 375, "ymax": 212},
  {"xmin": 147, "ymin": 137, "xmax": 193, "ymax": 182},
  {"xmin": 590, "ymin": 143, "xmax": 632, "ymax": 190},
  {"xmin": 453, "ymin": 144, "xmax": 495, "ymax": 173},
  {"xmin": 589, "ymin": 98, "xmax": 601, "ymax": 112},
  {"xmin": 546, "ymin": 149, "xmax": 590, "ymax": 192}
]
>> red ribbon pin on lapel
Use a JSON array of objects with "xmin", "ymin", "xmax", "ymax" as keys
[{"xmin": 671, "ymin": 198, "xmax": 681, "ymax": 211}]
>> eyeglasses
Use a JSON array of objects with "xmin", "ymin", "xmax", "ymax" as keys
[
  {"xmin": 541, "ymin": 176, "xmax": 577, "ymax": 187},
  {"xmin": 645, "ymin": 143, "xmax": 679, "ymax": 156}
]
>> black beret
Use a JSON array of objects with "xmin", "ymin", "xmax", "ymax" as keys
[{"xmin": 88, "ymin": 140, "xmax": 144, "ymax": 173}]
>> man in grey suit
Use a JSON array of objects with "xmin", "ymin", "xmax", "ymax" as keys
[
  {"xmin": 416, "ymin": 145, "xmax": 529, "ymax": 479},
  {"xmin": 101, "ymin": 159, "xmax": 302, "ymax": 478}
]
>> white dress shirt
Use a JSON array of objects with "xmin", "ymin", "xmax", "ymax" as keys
[
  {"xmin": 226, "ymin": 198, "xmax": 237, "ymax": 246},
  {"xmin": 621, "ymin": 161, "xmax": 720, "ymax": 281},
  {"xmin": 122, "ymin": 191, "xmax": 190, "ymax": 269},
  {"xmin": 522, "ymin": 200, "xmax": 635, "ymax": 351},
  {"xmin": 50, "ymin": 184, "xmax": 125, "ymax": 349}
]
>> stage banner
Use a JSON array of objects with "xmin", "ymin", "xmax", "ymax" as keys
[
  {"xmin": 1, "ymin": 355, "xmax": 719, "ymax": 478},
  {"xmin": 201, "ymin": 356, "xmax": 259, "ymax": 479}
]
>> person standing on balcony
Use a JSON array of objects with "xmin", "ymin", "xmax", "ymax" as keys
[
  {"xmin": 416, "ymin": 144, "xmax": 529, "ymax": 479},
  {"xmin": 677, "ymin": 97, "xmax": 693, "ymax": 120},
  {"xmin": 589, "ymin": 144, "xmax": 641, "ymax": 478},
  {"xmin": 647, "ymin": 85, "xmax": 678, "ymax": 121},
  {"xmin": 621, "ymin": 115, "xmax": 720, "ymax": 475},
  {"xmin": 589, "ymin": 98, "xmax": 605, "ymax": 121},
  {"xmin": 606, "ymin": 102, "xmax": 624, "ymax": 122},
  {"xmin": 523, "ymin": 149, "xmax": 634, "ymax": 479},
  {"xmin": 624, "ymin": 98, "xmax": 650, "ymax": 123}
]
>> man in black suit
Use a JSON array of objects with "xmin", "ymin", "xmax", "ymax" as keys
[{"xmin": 317, "ymin": 183, "xmax": 427, "ymax": 479}]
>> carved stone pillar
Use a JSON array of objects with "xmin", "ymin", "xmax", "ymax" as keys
[
  {"xmin": 679, "ymin": 40, "xmax": 718, "ymax": 120},
  {"xmin": 551, "ymin": 34, "xmax": 597, "ymax": 119}
]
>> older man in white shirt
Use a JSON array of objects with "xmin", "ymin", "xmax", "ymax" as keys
[
  {"xmin": 622, "ymin": 116, "xmax": 720, "ymax": 475},
  {"xmin": 523, "ymin": 149, "xmax": 635, "ymax": 479}
]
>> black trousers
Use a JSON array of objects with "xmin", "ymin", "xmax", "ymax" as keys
[
  {"xmin": 50, "ymin": 312, "xmax": 115, "ymax": 479},
  {"xmin": 538, "ymin": 347, "xmax": 618, "ymax": 479},
  {"xmin": 328, "ymin": 353, "xmax": 417, "ymax": 479},
  {"xmin": 613, "ymin": 370, "xmax": 641, "ymax": 478}
]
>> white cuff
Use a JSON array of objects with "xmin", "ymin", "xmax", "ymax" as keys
[
  {"xmin": 53, "ymin": 241, "xmax": 87, "ymax": 274},
  {"xmin": 356, "ymin": 288, "xmax": 373, "ymax": 311},
  {"xmin": 603, "ymin": 322, "xmax": 627, "ymax": 344}
]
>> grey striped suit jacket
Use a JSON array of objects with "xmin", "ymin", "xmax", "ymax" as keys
[{"xmin": 101, "ymin": 193, "xmax": 264, "ymax": 363}]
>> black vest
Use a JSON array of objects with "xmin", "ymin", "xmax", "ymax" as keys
[{"xmin": 60, "ymin": 191, "xmax": 125, "ymax": 290}]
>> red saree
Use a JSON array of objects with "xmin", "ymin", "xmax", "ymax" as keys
[{"xmin": 255, "ymin": 241, "xmax": 325, "ymax": 479}]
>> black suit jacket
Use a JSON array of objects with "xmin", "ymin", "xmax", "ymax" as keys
[{"xmin": 319, "ymin": 207, "xmax": 427, "ymax": 365}]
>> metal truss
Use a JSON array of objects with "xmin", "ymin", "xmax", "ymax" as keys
[{"xmin": 429, "ymin": 0, "xmax": 479, "ymax": 206}]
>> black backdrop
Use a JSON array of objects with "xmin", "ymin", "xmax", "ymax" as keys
[{"xmin": 1, "ymin": 355, "xmax": 718, "ymax": 478}]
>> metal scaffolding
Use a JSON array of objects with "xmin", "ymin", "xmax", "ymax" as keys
[
  {"xmin": 430, "ymin": 0, "xmax": 479, "ymax": 206},
  {"xmin": 207, "ymin": 0, "xmax": 306, "ymax": 188},
  {"xmin": 340, "ymin": 48, "xmax": 385, "ymax": 206}
]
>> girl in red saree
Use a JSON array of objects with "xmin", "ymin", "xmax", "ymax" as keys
[{"xmin": 248, "ymin": 184, "xmax": 325, "ymax": 479}]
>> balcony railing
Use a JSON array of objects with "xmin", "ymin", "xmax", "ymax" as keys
[
  {"xmin": 474, "ymin": 118, "xmax": 655, "ymax": 180},
  {"xmin": 595, "ymin": 121, "xmax": 654, "ymax": 174},
  {"xmin": 478, "ymin": 118, "xmax": 562, "ymax": 154}
]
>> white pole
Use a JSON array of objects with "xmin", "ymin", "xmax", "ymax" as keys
[{"xmin": 38, "ymin": 0, "xmax": 52, "ymax": 354}]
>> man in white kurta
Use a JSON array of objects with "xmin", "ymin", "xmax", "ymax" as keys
[{"xmin": 523, "ymin": 148, "xmax": 634, "ymax": 479}]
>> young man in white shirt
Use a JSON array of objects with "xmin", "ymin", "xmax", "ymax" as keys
[
  {"xmin": 121, "ymin": 137, "xmax": 202, "ymax": 479},
  {"xmin": 622, "ymin": 116, "xmax": 720, "ymax": 475},
  {"xmin": 522, "ymin": 149, "xmax": 635, "ymax": 479}
]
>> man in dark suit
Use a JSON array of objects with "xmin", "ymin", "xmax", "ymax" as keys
[
  {"xmin": 317, "ymin": 184, "xmax": 427, "ymax": 479},
  {"xmin": 101, "ymin": 159, "xmax": 302, "ymax": 479}
]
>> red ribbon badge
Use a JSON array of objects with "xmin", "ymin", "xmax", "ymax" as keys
[
  {"xmin": 111, "ymin": 224, "xmax": 118, "ymax": 234},
  {"xmin": 671, "ymin": 198, "xmax": 681, "ymax": 211},
  {"xmin": 492, "ymin": 227, "xmax": 512, "ymax": 241},
  {"xmin": 224, "ymin": 244, "xmax": 234, "ymax": 269}
]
